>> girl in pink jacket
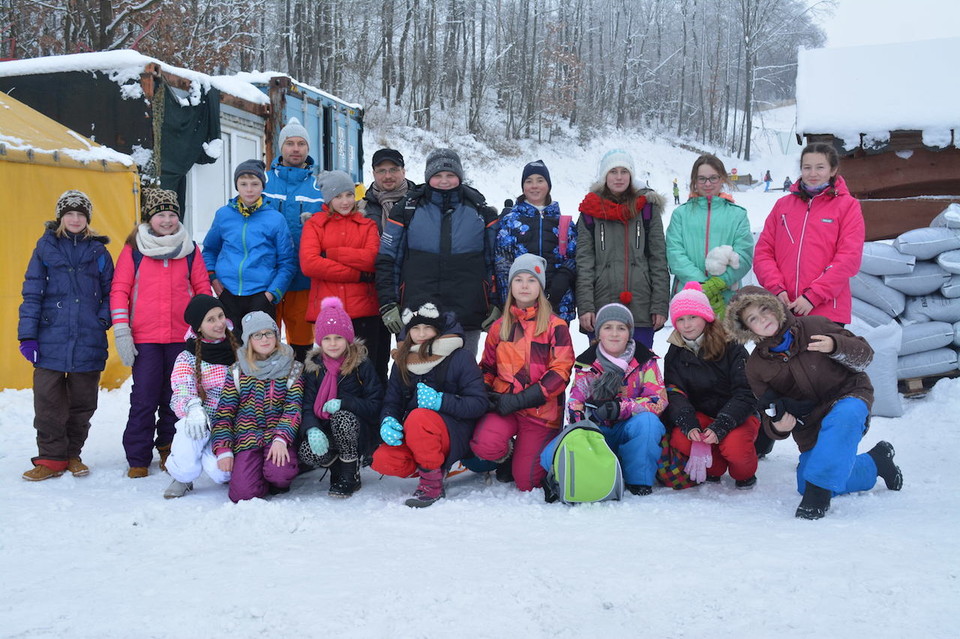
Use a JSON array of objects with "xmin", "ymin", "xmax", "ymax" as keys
[
  {"xmin": 753, "ymin": 143, "xmax": 864, "ymax": 325},
  {"xmin": 109, "ymin": 189, "xmax": 211, "ymax": 478}
]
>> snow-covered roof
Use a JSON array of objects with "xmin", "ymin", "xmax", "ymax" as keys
[
  {"xmin": 0, "ymin": 90, "xmax": 134, "ymax": 168},
  {"xmin": 230, "ymin": 71, "xmax": 363, "ymax": 110},
  {"xmin": 0, "ymin": 50, "xmax": 269, "ymax": 106},
  {"xmin": 796, "ymin": 38, "xmax": 959, "ymax": 150}
]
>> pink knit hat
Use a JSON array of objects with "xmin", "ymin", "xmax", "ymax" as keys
[
  {"xmin": 314, "ymin": 297, "xmax": 355, "ymax": 343},
  {"xmin": 670, "ymin": 281, "xmax": 715, "ymax": 323}
]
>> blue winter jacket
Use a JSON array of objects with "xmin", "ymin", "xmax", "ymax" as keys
[
  {"xmin": 495, "ymin": 199, "xmax": 578, "ymax": 322},
  {"xmin": 18, "ymin": 223, "xmax": 114, "ymax": 372},
  {"xmin": 375, "ymin": 184, "xmax": 499, "ymax": 330},
  {"xmin": 202, "ymin": 197, "xmax": 297, "ymax": 301},
  {"xmin": 380, "ymin": 317, "xmax": 488, "ymax": 469},
  {"xmin": 263, "ymin": 155, "xmax": 324, "ymax": 291}
]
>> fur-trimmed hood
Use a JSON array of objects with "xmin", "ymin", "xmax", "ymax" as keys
[{"xmin": 724, "ymin": 285, "xmax": 790, "ymax": 344}]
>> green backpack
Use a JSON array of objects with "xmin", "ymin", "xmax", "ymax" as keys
[{"xmin": 544, "ymin": 421, "xmax": 624, "ymax": 504}]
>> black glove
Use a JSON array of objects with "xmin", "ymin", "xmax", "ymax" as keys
[
  {"xmin": 496, "ymin": 384, "xmax": 546, "ymax": 416},
  {"xmin": 359, "ymin": 271, "xmax": 376, "ymax": 283},
  {"xmin": 761, "ymin": 390, "xmax": 816, "ymax": 425},
  {"xmin": 588, "ymin": 399, "xmax": 621, "ymax": 422},
  {"xmin": 487, "ymin": 391, "xmax": 503, "ymax": 413}
]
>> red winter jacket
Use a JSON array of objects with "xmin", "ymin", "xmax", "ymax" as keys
[
  {"xmin": 300, "ymin": 207, "xmax": 380, "ymax": 321},
  {"xmin": 753, "ymin": 176, "xmax": 864, "ymax": 324},
  {"xmin": 110, "ymin": 243, "xmax": 211, "ymax": 343}
]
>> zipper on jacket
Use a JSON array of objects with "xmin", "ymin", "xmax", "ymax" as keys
[
  {"xmin": 238, "ymin": 217, "xmax": 249, "ymax": 295},
  {"xmin": 635, "ymin": 216, "xmax": 642, "ymax": 250},
  {"xmin": 792, "ymin": 200, "xmax": 814, "ymax": 298},
  {"xmin": 599, "ymin": 221, "xmax": 605, "ymax": 251},
  {"xmin": 704, "ymin": 197, "xmax": 712, "ymax": 268}
]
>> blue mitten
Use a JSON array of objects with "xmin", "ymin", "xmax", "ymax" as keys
[
  {"xmin": 380, "ymin": 416, "xmax": 404, "ymax": 446},
  {"xmin": 307, "ymin": 427, "xmax": 329, "ymax": 456},
  {"xmin": 416, "ymin": 382, "xmax": 444, "ymax": 411},
  {"xmin": 322, "ymin": 398, "xmax": 342, "ymax": 414}
]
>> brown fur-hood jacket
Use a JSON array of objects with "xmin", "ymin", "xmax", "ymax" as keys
[{"xmin": 725, "ymin": 286, "xmax": 874, "ymax": 452}]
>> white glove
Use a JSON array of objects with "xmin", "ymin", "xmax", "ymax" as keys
[
  {"xmin": 113, "ymin": 324, "xmax": 138, "ymax": 367},
  {"xmin": 183, "ymin": 398, "xmax": 209, "ymax": 440}
]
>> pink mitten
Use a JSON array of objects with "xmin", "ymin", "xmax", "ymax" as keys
[{"xmin": 684, "ymin": 441, "xmax": 713, "ymax": 483}]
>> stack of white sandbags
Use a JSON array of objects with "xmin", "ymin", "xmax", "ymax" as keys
[{"xmin": 852, "ymin": 204, "xmax": 960, "ymax": 394}]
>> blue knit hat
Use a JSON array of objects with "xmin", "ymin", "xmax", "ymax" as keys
[{"xmin": 521, "ymin": 159, "xmax": 552, "ymax": 191}]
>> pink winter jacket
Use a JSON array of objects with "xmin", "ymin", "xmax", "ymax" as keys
[
  {"xmin": 110, "ymin": 243, "xmax": 212, "ymax": 343},
  {"xmin": 753, "ymin": 175, "xmax": 864, "ymax": 324}
]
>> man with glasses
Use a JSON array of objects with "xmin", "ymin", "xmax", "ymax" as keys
[{"xmin": 361, "ymin": 148, "xmax": 415, "ymax": 233}]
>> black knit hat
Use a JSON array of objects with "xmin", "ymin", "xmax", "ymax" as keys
[
  {"xmin": 56, "ymin": 190, "xmax": 92, "ymax": 222},
  {"xmin": 521, "ymin": 159, "xmax": 552, "ymax": 191},
  {"xmin": 424, "ymin": 148, "xmax": 464, "ymax": 183},
  {"xmin": 183, "ymin": 294, "xmax": 224, "ymax": 333},
  {"xmin": 234, "ymin": 159, "xmax": 266, "ymax": 188},
  {"xmin": 401, "ymin": 302, "xmax": 445, "ymax": 333}
]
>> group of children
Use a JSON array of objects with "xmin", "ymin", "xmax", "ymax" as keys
[{"xmin": 16, "ymin": 141, "xmax": 904, "ymax": 519}]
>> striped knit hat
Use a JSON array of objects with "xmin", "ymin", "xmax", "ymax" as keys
[{"xmin": 670, "ymin": 281, "xmax": 715, "ymax": 323}]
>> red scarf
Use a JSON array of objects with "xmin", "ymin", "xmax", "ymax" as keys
[{"xmin": 578, "ymin": 191, "xmax": 648, "ymax": 223}]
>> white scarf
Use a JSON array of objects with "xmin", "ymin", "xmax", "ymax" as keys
[{"xmin": 135, "ymin": 222, "xmax": 193, "ymax": 260}]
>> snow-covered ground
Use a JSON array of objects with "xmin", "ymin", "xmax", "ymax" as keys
[{"xmin": 3, "ymin": 129, "xmax": 956, "ymax": 638}]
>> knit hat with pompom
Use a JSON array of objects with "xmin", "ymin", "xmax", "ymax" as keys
[
  {"xmin": 669, "ymin": 281, "xmax": 715, "ymax": 323},
  {"xmin": 314, "ymin": 297, "xmax": 355, "ymax": 344}
]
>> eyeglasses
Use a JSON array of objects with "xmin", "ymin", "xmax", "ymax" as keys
[
  {"xmin": 249, "ymin": 331, "xmax": 276, "ymax": 341},
  {"xmin": 374, "ymin": 167, "xmax": 403, "ymax": 176},
  {"xmin": 696, "ymin": 175, "xmax": 722, "ymax": 184}
]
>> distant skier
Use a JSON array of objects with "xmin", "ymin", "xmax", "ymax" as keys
[{"xmin": 763, "ymin": 170, "xmax": 772, "ymax": 192}]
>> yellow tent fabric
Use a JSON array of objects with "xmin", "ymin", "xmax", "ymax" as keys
[{"xmin": 0, "ymin": 91, "xmax": 139, "ymax": 390}]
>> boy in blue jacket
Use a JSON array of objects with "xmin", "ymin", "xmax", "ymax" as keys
[{"xmin": 203, "ymin": 159, "xmax": 297, "ymax": 339}]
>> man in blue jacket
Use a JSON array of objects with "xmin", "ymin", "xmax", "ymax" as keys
[{"xmin": 263, "ymin": 118, "xmax": 325, "ymax": 361}]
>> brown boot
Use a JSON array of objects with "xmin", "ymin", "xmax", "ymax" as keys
[
  {"xmin": 127, "ymin": 466, "xmax": 149, "ymax": 479},
  {"xmin": 67, "ymin": 458, "xmax": 90, "ymax": 477},
  {"xmin": 23, "ymin": 465, "xmax": 64, "ymax": 482},
  {"xmin": 156, "ymin": 444, "xmax": 172, "ymax": 472}
]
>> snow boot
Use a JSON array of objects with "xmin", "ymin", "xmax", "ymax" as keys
[
  {"xmin": 495, "ymin": 458, "xmax": 514, "ymax": 484},
  {"xmin": 67, "ymin": 457, "xmax": 90, "ymax": 477},
  {"xmin": 626, "ymin": 484, "xmax": 653, "ymax": 496},
  {"xmin": 735, "ymin": 475, "xmax": 757, "ymax": 490},
  {"xmin": 795, "ymin": 482, "xmax": 831, "ymax": 520},
  {"xmin": 163, "ymin": 479, "xmax": 193, "ymax": 499},
  {"xmin": 329, "ymin": 459, "xmax": 361, "ymax": 498},
  {"xmin": 127, "ymin": 466, "xmax": 149, "ymax": 479},
  {"xmin": 156, "ymin": 444, "xmax": 171, "ymax": 472},
  {"xmin": 405, "ymin": 468, "xmax": 445, "ymax": 508},
  {"xmin": 867, "ymin": 441, "xmax": 903, "ymax": 491},
  {"xmin": 22, "ymin": 464, "xmax": 64, "ymax": 482},
  {"xmin": 705, "ymin": 475, "xmax": 721, "ymax": 484}
]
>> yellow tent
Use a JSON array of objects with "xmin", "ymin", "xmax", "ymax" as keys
[{"xmin": 0, "ymin": 91, "xmax": 139, "ymax": 389}]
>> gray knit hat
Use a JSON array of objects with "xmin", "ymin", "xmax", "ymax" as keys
[
  {"xmin": 424, "ymin": 148, "xmax": 464, "ymax": 183},
  {"xmin": 279, "ymin": 117, "xmax": 309, "ymax": 148},
  {"xmin": 508, "ymin": 253, "xmax": 547, "ymax": 291},
  {"xmin": 317, "ymin": 170, "xmax": 356, "ymax": 207},
  {"xmin": 595, "ymin": 303, "xmax": 635, "ymax": 335},
  {"xmin": 234, "ymin": 159, "xmax": 267, "ymax": 188},
  {"xmin": 56, "ymin": 189, "xmax": 92, "ymax": 222},
  {"xmin": 240, "ymin": 311, "xmax": 280, "ymax": 346}
]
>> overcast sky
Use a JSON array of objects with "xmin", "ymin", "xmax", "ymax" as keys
[{"xmin": 816, "ymin": 0, "xmax": 960, "ymax": 48}]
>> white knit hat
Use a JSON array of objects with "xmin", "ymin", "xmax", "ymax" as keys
[{"xmin": 596, "ymin": 149, "xmax": 636, "ymax": 182}]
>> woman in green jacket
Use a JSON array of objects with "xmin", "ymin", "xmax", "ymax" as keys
[{"xmin": 666, "ymin": 154, "xmax": 754, "ymax": 320}]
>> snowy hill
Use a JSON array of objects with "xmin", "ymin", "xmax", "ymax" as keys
[{"xmin": 2, "ymin": 129, "xmax": 955, "ymax": 638}]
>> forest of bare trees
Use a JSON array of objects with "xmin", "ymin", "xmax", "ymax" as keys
[{"xmin": 1, "ymin": 0, "xmax": 827, "ymax": 159}]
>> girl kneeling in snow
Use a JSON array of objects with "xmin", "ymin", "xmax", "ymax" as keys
[
  {"xmin": 210, "ymin": 311, "xmax": 304, "ymax": 502},
  {"xmin": 662, "ymin": 282, "xmax": 759, "ymax": 489},
  {"xmin": 550, "ymin": 303, "xmax": 668, "ymax": 495},
  {"xmin": 298, "ymin": 297, "xmax": 384, "ymax": 498},
  {"xmin": 725, "ymin": 286, "xmax": 903, "ymax": 520},
  {"xmin": 164, "ymin": 295, "xmax": 238, "ymax": 498},
  {"xmin": 470, "ymin": 254, "xmax": 574, "ymax": 491},
  {"xmin": 371, "ymin": 304, "xmax": 488, "ymax": 508}
]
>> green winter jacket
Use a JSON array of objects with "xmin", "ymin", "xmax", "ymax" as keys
[
  {"xmin": 665, "ymin": 195, "xmax": 754, "ymax": 302},
  {"xmin": 576, "ymin": 188, "xmax": 670, "ymax": 326}
]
